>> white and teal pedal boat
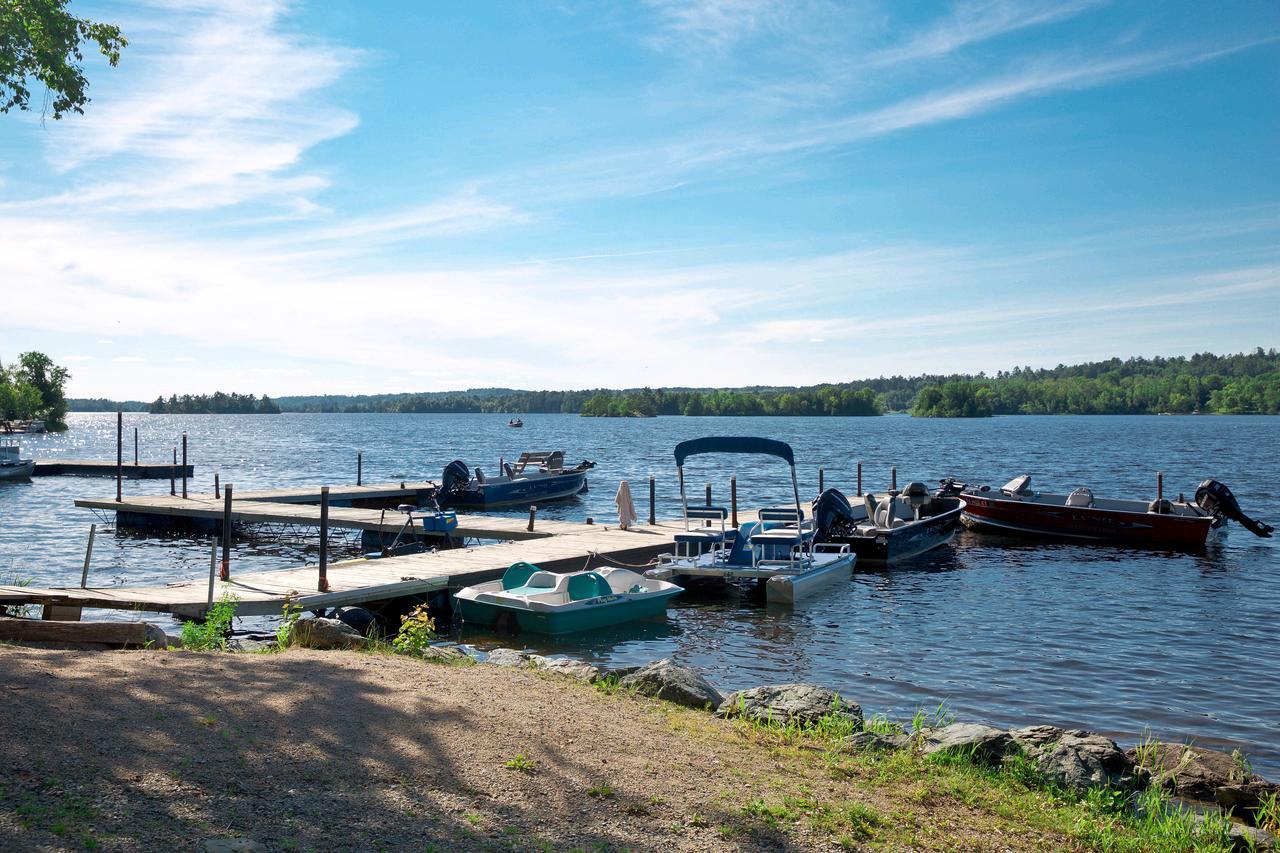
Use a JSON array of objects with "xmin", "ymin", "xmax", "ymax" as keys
[
  {"xmin": 454, "ymin": 562, "xmax": 682, "ymax": 635},
  {"xmin": 645, "ymin": 436, "xmax": 855, "ymax": 605}
]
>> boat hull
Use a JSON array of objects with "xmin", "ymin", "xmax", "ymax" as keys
[
  {"xmin": 825, "ymin": 503, "xmax": 963, "ymax": 563},
  {"xmin": 0, "ymin": 461, "xmax": 35, "ymax": 482},
  {"xmin": 441, "ymin": 470, "xmax": 588, "ymax": 509},
  {"xmin": 455, "ymin": 588, "xmax": 678, "ymax": 635},
  {"xmin": 960, "ymin": 492, "xmax": 1213, "ymax": 548}
]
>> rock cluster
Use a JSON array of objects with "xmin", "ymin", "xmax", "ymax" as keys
[
  {"xmin": 717, "ymin": 683, "xmax": 862, "ymax": 729},
  {"xmin": 288, "ymin": 617, "xmax": 369, "ymax": 650},
  {"xmin": 619, "ymin": 658, "xmax": 723, "ymax": 708}
]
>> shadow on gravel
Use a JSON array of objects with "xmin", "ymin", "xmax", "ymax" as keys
[{"xmin": 0, "ymin": 649, "xmax": 793, "ymax": 852}]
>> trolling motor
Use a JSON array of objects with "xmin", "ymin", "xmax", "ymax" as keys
[
  {"xmin": 1194, "ymin": 480, "xmax": 1274, "ymax": 538},
  {"xmin": 936, "ymin": 477, "xmax": 968, "ymax": 498}
]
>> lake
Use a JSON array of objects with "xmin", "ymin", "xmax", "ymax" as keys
[{"xmin": 2, "ymin": 412, "xmax": 1277, "ymax": 774}]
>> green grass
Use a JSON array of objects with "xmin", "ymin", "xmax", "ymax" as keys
[
  {"xmin": 586, "ymin": 782, "xmax": 615, "ymax": 799},
  {"xmin": 503, "ymin": 753, "xmax": 535, "ymax": 773},
  {"xmin": 180, "ymin": 591, "xmax": 239, "ymax": 651}
]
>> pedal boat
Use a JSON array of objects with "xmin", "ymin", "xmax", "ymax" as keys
[
  {"xmin": 454, "ymin": 562, "xmax": 681, "ymax": 634},
  {"xmin": 645, "ymin": 437, "xmax": 855, "ymax": 604}
]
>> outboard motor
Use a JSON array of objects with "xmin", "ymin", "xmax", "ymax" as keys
[
  {"xmin": 1194, "ymin": 480, "xmax": 1274, "ymax": 538},
  {"xmin": 441, "ymin": 460, "xmax": 471, "ymax": 495},
  {"xmin": 812, "ymin": 488, "xmax": 858, "ymax": 542},
  {"xmin": 936, "ymin": 477, "xmax": 967, "ymax": 498}
]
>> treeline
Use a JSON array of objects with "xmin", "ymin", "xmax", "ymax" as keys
[
  {"xmin": 911, "ymin": 349, "xmax": 1280, "ymax": 417},
  {"xmin": 580, "ymin": 387, "xmax": 882, "ymax": 417},
  {"xmin": 149, "ymin": 393, "xmax": 281, "ymax": 414},
  {"xmin": 68, "ymin": 398, "xmax": 149, "ymax": 412},
  {"xmin": 0, "ymin": 352, "xmax": 70, "ymax": 430}
]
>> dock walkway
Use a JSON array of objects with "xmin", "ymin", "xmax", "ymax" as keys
[{"xmin": 35, "ymin": 460, "xmax": 195, "ymax": 479}]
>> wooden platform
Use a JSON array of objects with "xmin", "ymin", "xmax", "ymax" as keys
[
  {"xmin": 74, "ymin": 489, "xmax": 587, "ymax": 541},
  {"xmin": 0, "ymin": 521, "xmax": 687, "ymax": 619},
  {"xmin": 35, "ymin": 460, "xmax": 195, "ymax": 479}
]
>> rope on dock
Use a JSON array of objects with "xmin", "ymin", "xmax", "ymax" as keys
[{"xmin": 583, "ymin": 549, "xmax": 662, "ymax": 570}]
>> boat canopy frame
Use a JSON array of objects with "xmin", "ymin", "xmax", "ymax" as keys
[{"xmin": 673, "ymin": 436, "xmax": 802, "ymax": 533}]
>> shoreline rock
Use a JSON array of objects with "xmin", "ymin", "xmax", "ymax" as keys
[
  {"xmin": 619, "ymin": 658, "xmax": 723, "ymax": 709},
  {"xmin": 717, "ymin": 683, "xmax": 863, "ymax": 730}
]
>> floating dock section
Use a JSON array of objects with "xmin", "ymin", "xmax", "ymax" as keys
[{"xmin": 34, "ymin": 460, "xmax": 195, "ymax": 479}]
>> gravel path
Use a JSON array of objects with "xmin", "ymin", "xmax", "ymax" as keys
[{"xmin": 0, "ymin": 647, "xmax": 1058, "ymax": 851}]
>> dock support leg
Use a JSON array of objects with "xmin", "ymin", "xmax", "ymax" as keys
[
  {"xmin": 115, "ymin": 411, "xmax": 123, "ymax": 502},
  {"xmin": 80, "ymin": 523, "xmax": 96, "ymax": 588},
  {"xmin": 857, "ymin": 461, "xmax": 862, "ymax": 496},
  {"xmin": 357, "ymin": 452, "xmax": 363, "ymax": 486},
  {"xmin": 181, "ymin": 432, "xmax": 188, "ymax": 499},
  {"xmin": 819, "ymin": 468, "xmax": 824, "ymax": 493},
  {"xmin": 731, "ymin": 476, "xmax": 738, "ymax": 527},
  {"xmin": 648, "ymin": 477, "xmax": 655, "ymax": 526}
]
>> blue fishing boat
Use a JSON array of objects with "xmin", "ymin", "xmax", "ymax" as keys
[
  {"xmin": 436, "ymin": 451, "xmax": 593, "ymax": 509},
  {"xmin": 454, "ymin": 562, "xmax": 681, "ymax": 634},
  {"xmin": 645, "ymin": 437, "xmax": 855, "ymax": 604}
]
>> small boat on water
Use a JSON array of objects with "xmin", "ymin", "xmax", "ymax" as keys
[
  {"xmin": 508, "ymin": 418, "xmax": 523, "ymax": 428},
  {"xmin": 945, "ymin": 475, "xmax": 1273, "ymax": 548},
  {"xmin": 435, "ymin": 450, "xmax": 593, "ymax": 509},
  {"xmin": 0, "ymin": 440, "xmax": 35, "ymax": 482},
  {"xmin": 645, "ymin": 437, "xmax": 855, "ymax": 604},
  {"xmin": 811, "ymin": 483, "xmax": 964, "ymax": 562},
  {"xmin": 454, "ymin": 562, "xmax": 681, "ymax": 634}
]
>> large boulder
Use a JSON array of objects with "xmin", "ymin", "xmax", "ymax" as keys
[
  {"xmin": 1127, "ymin": 743, "xmax": 1255, "ymax": 802},
  {"xmin": 620, "ymin": 659, "xmax": 723, "ymax": 709},
  {"xmin": 717, "ymin": 683, "xmax": 863, "ymax": 729},
  {"xmin": 921, "ymin": 723, "xmax": 1015, "ymax": 763},
  {"xmin": 531, "ymin": 656, "xmax": 600, "ymax": 683},
  {"xmin": 1217, "ymin": 782, "xmax": 1280, "ymax": 827},
  {"xmin": 417, "ymin": 645, "xmax": 473, "ymax": 665},
  {"xmin": 288, "ymin": 617, "xmax": 369, "ymax": 650},
  {"xmin": 1011, "ymin": 725, "xmax": 1143, "ymax": 793},
  {"xmin": 484, "ymin": 647, "xmax": 532, "ymax": 667}
]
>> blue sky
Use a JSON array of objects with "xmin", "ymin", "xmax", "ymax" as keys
[{"xmin": 0, "ymin": 0, "xmax": 1277, "ymax": 399}]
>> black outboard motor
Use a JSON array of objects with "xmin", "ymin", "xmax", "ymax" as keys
[
  {"xmin": 936, "ymin": 478, "xmax": 968, "ymax": 498},
  {"xmin": 441, "ymin": 460, "xmax": 471, "ymax": 495},
  {"xmin": 812, "ymin": 488, "xmax": 858, "ymax": 542},
  {"xmin": 1194, "ymin": 480, "xmax": 1274, "ymax": 538}
]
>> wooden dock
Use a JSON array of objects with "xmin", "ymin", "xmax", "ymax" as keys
[
  {"xmin": 0, "ymin": 520, "xmax": 687, "ymax": 620},
  {"xmin": 35, "ymin": 460, "xmax": 195, "ymax": 479},
  {"xmin": 73, "ymin": 485, "xmax": 588, "ymax": 542}
]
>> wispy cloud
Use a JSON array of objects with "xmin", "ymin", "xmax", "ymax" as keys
[{"xmin": 24, "ymin": 0, "xmax": 361, "ymax": 214}]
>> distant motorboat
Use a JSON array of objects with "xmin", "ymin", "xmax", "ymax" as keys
[
  {"xmin": 508, "ymin": 418, "xmax": 523, "ymax": 428},
  {"xmin": 436, "ymin": 451, "xmax": 593, "ymax": 509},
  {"xmin": 0, "ymin": 440, "xmax": 35, "ymax": 482}
]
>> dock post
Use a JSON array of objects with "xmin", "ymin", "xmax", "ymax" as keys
[
  {"xmin": 731, "ymin": 476, "xmax": 738, "ymax": 526},
  {"xmin": 527, "ymin": 504, "xmax": 538, "ymax": 532},
  {"xmin": 215, "ymin": 473, "xmax": 220, "ymax": 498},
  {"xmin": 819, "ymin": 468, "xmax": 825, "ymax": 492},
  {"xmin": 648, "ymin": 477, "xmax": 655, "ymax": 526},
  {"xmin": 208, "ymin": 540, "xmax": 218, "ymax": 609},
  {"xmin": 1157, "ymin": 471, "xmax": 1163, "ymax": 501},
  {"xmin": 705, "ymin": 484, "xmax": 711, "ymax": 505},
  {"xmin": 181, "ymin": 432, "xmax": 188, "ymax": 499},
  {"xmin": 170, "ymin": 448, "xmax": 176, "ymax": 496},
  {"xmin": 115, "ymin": 411, "xmax": 122, "ymax": 502},
  {"xmin": 133, "ymin": 427, "xmax": 138, "ymax": 466},
  {"xmin": 856, "ymin": 461, "xmax": 862, "ymax": 496},
  {"xmin": 357, "ymin": 451, "xmax": 363, "ymax": 486},
  {"xmin": 318, "ymin": 486, "xmax": 330, "ymax": 592},
  {"xmin": 891, "ymin": 467, "xmax": 897, "ymax": 491},
  {"xmin": 79, "ymin": 524, "xmax": 96, "ymax": 588},
  {"xmin": 220, "ymin": 484, "xmax": 232, "ymax": 582}
]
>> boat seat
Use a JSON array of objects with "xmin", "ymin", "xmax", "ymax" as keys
[
  {"xmin": 567, "ymin": 572, "xmax": 611, "ymax": 601},
  {"xmin": 678, "ymin": 505, "xmax": 729, "ymax": 545},
  {"xmin": 674, "ymin": 529, "xmax": 725, "ymax": 544},
  {"xmin": 475, "ymin": 467, "xmax": 486, "ymax": 484},
  {"xmin": 1066, "ymin": 487, "xmax": 1094, "ymax": 508},
  {"xmin": 501, "ymin": 561, "xmax": 540, "ymax": 590}
]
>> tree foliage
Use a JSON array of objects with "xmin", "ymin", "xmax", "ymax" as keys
[
  {"xmin": 1, "ymin": 0, "xmax": 126, "ymax": 119},
  {"xmin": 1, "ymin": 351, "xmax": 70, "ymax": 428}
]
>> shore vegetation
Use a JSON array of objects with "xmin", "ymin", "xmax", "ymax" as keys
[
  {"xmin": 149, "ymin": 393, "xmax": 281, "ymax": 415},
  {"xmin": 1, "ymin": 351, "xmax": 71, "ymax": 431}
]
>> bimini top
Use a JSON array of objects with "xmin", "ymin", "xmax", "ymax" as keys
[{"xmin": 674, "ymin": 436, "xmax": 795, "ymax": 467}]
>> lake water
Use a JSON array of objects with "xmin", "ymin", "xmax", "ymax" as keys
[{"xmin": 2, "ymin": 412, "xmax": 1277, "ymax": 774}]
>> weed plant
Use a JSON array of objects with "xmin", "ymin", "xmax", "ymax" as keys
[{"xmin": 180, "ymin": 592, "xmax": 238, "ymax": 651}]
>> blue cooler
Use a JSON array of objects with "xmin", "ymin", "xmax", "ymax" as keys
[{"xmin": 420, "ymin": 511, "xmax": 458, "ymax": 533}]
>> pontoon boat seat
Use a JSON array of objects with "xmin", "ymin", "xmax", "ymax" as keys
[
  {"xmin": 567, "ymin": 572, "xmax": 611, "ymax": 601},
  {"xmin": 675, "ymin": 505, "xmax": 730, "ymax": 543},
  {"xmin": 1066, "ymin": 487, "xmax": 1094, "ymax": 508},
  {"xmin": 749, "ymin": 507, "xmax": 813, "ymax": 559}
]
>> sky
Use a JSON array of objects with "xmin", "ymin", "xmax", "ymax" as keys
[{"xmin": 0, "ymin": 0, "xmax": 1277, "ymax": 400}]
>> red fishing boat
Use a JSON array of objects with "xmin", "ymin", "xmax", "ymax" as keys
[{"xmin": 941, "ymin": 475, "xmax": 1272, "ymax": 549}]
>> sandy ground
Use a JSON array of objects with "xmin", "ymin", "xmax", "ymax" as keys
[{"xmin": 0, "ymin": 647, "xmax": 1058, "ymax": 852}]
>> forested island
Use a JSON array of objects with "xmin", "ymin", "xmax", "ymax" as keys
[
  {"xmin": 148, "ymin": 393, "xmax": 281, "ymax": 414},
  {"xmin": 1, "ymin": 352, "xmax": 71, "ymax": 431},
  {"xmin": 64, "ymin": 349, "xmax": 1280, "ymax": 418}
]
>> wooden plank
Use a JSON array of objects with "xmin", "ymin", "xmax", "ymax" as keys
[{"xmin": 0, "ymin": 618, "xmax": 147, "ymax": 646}]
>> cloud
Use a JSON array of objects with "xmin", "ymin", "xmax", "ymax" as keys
[
  {"xmin": 20, "ymin": 0, "xmax": 361, "ymax": 214},
  {"xmin": 111, "ymin": 356, "xmax": 148, "ymax": 363}
]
